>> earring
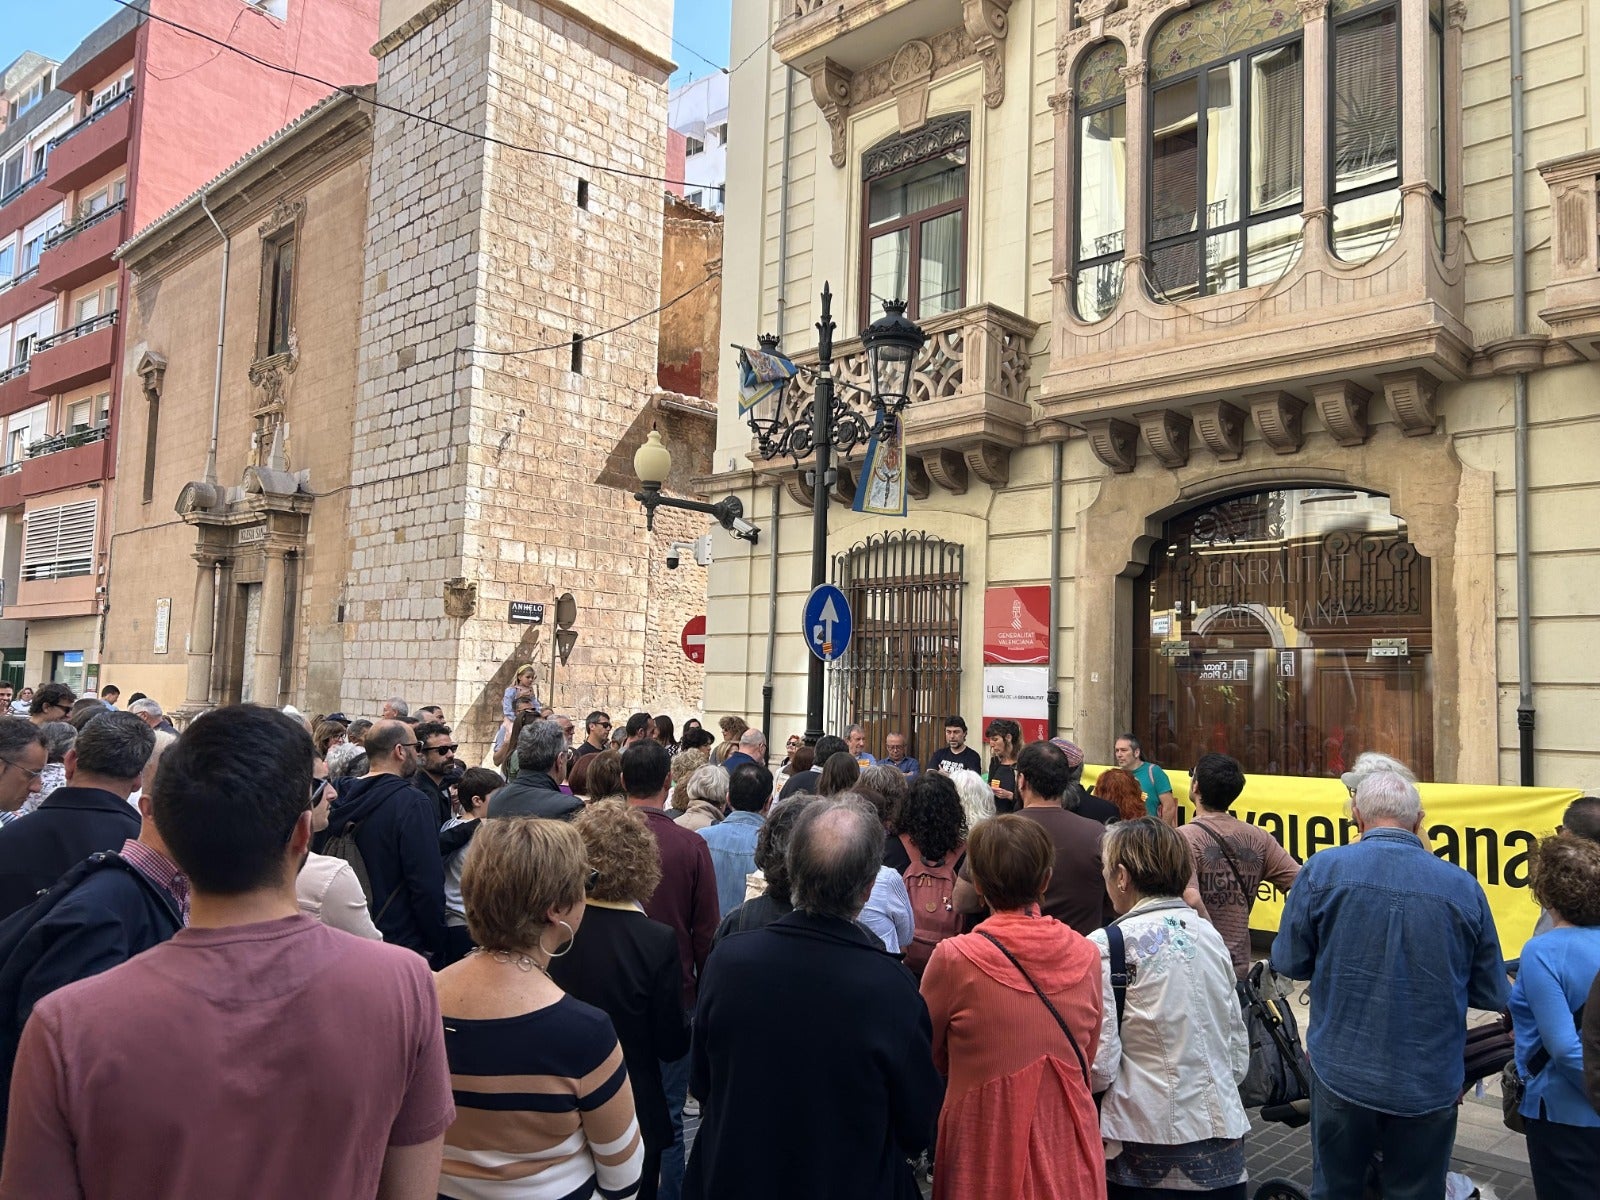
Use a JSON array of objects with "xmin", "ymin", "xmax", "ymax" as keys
[{"xmin": 540, "ymin": 919, "xmax": 576, "ymax": 959}]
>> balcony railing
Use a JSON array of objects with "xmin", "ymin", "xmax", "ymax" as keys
[
  {"xmin": 47, "ymin": 88, "xmax": 133, "ymax": 152},
  {"xmin": 0, "ymin": 364, "xmax": 26, "ymax": 385},
  {"xmin": 43, "ymin": 199, "xmax": 126, "ymax": 252},
  {"xmin": 0, "ymin": 171, "xmax": 46, "ymax": 211},
  {"xmin": 26, "ymin": 425, "xmax": 109, "ymax": 460},
  {"xmin": 0, "ymin": 267, "xmax": 40, "ymax": 297},
  {"xmin": 0, "ymin": 461, "xmax": 20, "ymax": 477},
  {"xmin": 34, "ymin": 309, "xmax": 117, "ymax": 354}
]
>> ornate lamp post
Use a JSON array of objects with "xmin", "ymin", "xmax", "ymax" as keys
[
  {"xmin": 740, "ymin": 285, "xmax": 928, "ymax": 742},
  {"xmin": 632, "ymin": 430, "xmax": 760, "ymax": 542}
]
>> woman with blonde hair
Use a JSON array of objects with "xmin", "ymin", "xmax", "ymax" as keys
[
  {"xmin": 551, "ymin": 802, "xmax": 689, "ymax": 1200},
  {"xmin": 501, "ymin": 663, "xmax": 541, "ymax": 720},
  {"xmin": 674, "ymin": 765, "xmax": 727, "ymax": 832},
  {"xmin": 436, "ymin": 817, "xmax": 643, "ymax": 1199},
  {"xmin": 1090, "ymin": 817, "xmax": 1248, "ymax": 1200},
  {"xmin": 667, "ymin": 747, "xmax": 709, "ymax": 812}
]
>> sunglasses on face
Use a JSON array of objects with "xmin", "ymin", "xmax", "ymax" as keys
[{"xmin": 427, "ymin": 744, "xmax": 459, "ymax": 755}]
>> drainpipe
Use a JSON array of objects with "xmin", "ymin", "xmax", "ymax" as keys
[
  {"xmin": 1509, "ymin": 0, "xmax": 1534, "ymax": 785},
  {"xmin": 197, "ymin": 192, "xmax": 229, "ymax": 485},
  {"xmin": 1047, "ymin": 439, "xmax": 1063, "ymax": 736},
  {"xmin": 760, "ymin": 67, "xmax": 796, "ymax": 740}
]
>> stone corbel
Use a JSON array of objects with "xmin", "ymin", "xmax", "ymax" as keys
[
  {"xmin": 906, "ymin": 453, "xmax": 932, "ymax": 500},
  {"xmin": 1081, "ymin": 417, "xmax": 1139, "ymax": 473},
  {"xmin": 963, "ymin": 441, "xmax": 1010, "ymax": 488},
  {"xmin": 1377, "ymin": 371, "xmax": 1440, "ymax": 437},
  {"xmin": 1311, "ymin": 380, "xmax": 1371, "ymax": 447},
  {"xmin": 923, "ymin": 448, "xmax": 970, "ymax": 494},
  {"xmin": 962, "ymin": 0, "xmax": 1015, "ymax": 108},
  {"xmin": 889, "ymin": 40, "xmax": 935, "ymax": 132},
  {"xmin": 831, "ymin": 464, "xmax": 857, "ymax": 506},
  {"xmin": 1137, "ymin": 409, "xmax": 1192, "ymax": 469},
  {"xmin": 1247, "ymin": 391, "xmax": 1307, "ymax": 455},
  {"xmin": 808, "ymin": 60, "xmax": 854, "ymax": 169},
  {"xmin": 1191, "ymin": 400, "xmax": 1246, "ymax": 461},
  {"xmin": 784, "ymin": 471, "xmax": 815, "ymax": 508}
]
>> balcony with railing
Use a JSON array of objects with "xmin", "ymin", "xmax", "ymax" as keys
[
  {"xmin": 44, "ymin": 90, "xmax": 134, "ymax": 197},
  {"xmin": 28, "ymin": 310, "xmax": 117, "ymax": 396},
  {"xmin": 0, "ymin": 264, "xmax": 50, "ymax": 333},
  {"xmin": 0, "ymin": 459, "xmax": 22, "ymax": 511},
  {"xmin": 37, "ymin": 200, "xmax": 126, "ymax": 294},
  {"xmin": 20, "ymin": 424, "xmax": 110, "ymax": 498},
  {"xmin": 1538, "ymin": 149, "xmax": 1600, "ymax": 358},
  {"xmin": 773, "ymin": 301, "xmax": 1039, "ymax": 498},
  {"xmin": 0, "ymin": 361, "xmax": 32, "ymax": 420},
  {"xmin": 0, "ymin": 170, "xmax": 57, "ymax": 239}
]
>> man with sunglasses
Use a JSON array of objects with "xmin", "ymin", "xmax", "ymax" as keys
[
  {"xmin": 317, "ymin": 720, "xmax": 447, "ymax": 966},
  {"xmin": 26, "ymin": 684, "xmax": 75, "ymax": 728},
  {"xmin": 412, "ymin": 722, "xmax": 458, "ymax": 828},
  {"xmin": 573, "ymin": 710, "xmax": 612, "ymax": 761}
]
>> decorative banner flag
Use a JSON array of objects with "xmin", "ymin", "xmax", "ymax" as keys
[
  {"xmin": 852, "ymin": 414, "xmax": 908, "ymax": 517},
  {"xmin": 736, "ymin": 344, "xmax": 799, "ymax": 414}
]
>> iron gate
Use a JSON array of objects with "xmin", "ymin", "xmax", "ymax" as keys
[{"xmin": 827, "ymin": 531, "xmax": 964, "ymax": 768}]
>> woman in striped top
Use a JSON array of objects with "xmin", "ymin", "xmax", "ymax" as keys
[{"xmin": 435, "ymin": 817, "xmax": 644, "ymax": 1200}]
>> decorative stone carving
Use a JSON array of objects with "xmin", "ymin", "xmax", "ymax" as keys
[
  {"xmin": 442, "ymin": 577, "xmax": 477, "ymax": 619},
  {"xmin": 923, "ymin": 448, "xmax": 970, "ymax": 494},
  {"xmin": 1117, "ymin": 62, "xmax": 1147, "ymax": 87},
  {"xmin": 175, "ymin": 480, "xmax": 226, "ymax": 518},
  {"xmin": 1554, "ymin": 185, "xmax": 1589, "ymax": 265},
  {"xmin": 851, "ymin": 27, "xmax": 970, "ymax": 109},
  {"xmin": 809, "ymin": 59, "xmax": 855, "ymax": 169},
  {"xmin": 1446, "ymin": 0, "xmax": 1467, "ymax": 28},
  {"xmin": 1311, "ymin": 381, "xmax": 1371, "ymax": 447},
  {"xmin": 1378, "ymin": 371, "xmax": 1439, "ymax": 437},
  {"xmin": 1295, "ymin": 0, "xmax": 1329, "ymax": 18},
  {"xmin": 1047, "ymin": 89, "xmax": 1073, "ymax": 113},
  {"xmin": 1137, "ymin": 409, "xmax": 1192, "ymax": 468},
  {"xmin": 135, "ymin": 351, "xmax": 168, "ymax": 403},
  {"xmin": 864, "ymin": 114, "xmax": 971, "ymax": 182},
  {"xmin": 1247, "ymin": 391, "xmax": 1307, "ymax": 455},
  {"xmin": 784, "ymin": 471, "xmax": 815, "ymax": 507},
  {"xmin": 1191, "ymin": 400, "xmax": 1246, "ymax": 461},
  {"xmin": 962, "ymin": 0, "xmax": 1015, "ymax": 108},
  {"xmin": 248, "ymin": 341, "xmax": 299, "ymax": 468},
  {"xmin": 963, "ymin": 441, "xmax": 1010, "ymax": 487},
  {"xmin": 1081, "ymin": 417, "xmax": 1139, "ymax": 473},
  {"xmin": 906, "ymin": 453, "xmax": 932, "ymax": 500},
  {"xmin": 258, "ymin": 197, "xmax": 305, "ymax": 239},
  {"xmin": 890, "ymin": 40, "xmax": 935, "ymax": 131}
]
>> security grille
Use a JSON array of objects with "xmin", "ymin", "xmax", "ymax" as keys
[
  {"xmin": 23, "ymin": 499, "xmax": 95, "ymax": 581},
  {"xmin": 827, "ymin": 531, "xmax": 964, "ymax": 768}
]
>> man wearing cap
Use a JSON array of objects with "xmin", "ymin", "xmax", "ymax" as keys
[{"xmin": 1053, "ymin": 737, "xmax": 1119, "ymax": 824}]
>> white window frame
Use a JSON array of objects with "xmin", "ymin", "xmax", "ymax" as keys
[
  {"xmin": 6, "ymin": 403, "xmax": 47, "ymax": 465},
  {"xmin": 22, "ymin": 499, "xmax": 97, "ymax": 581}
]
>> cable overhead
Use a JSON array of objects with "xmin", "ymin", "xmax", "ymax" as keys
[{"xmin": 109, "ymin": 0, "xmax": 737, "ymax": 194}]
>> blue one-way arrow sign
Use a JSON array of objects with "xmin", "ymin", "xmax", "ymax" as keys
[{"xmin": 803, "ymin": 584, "xmax": 853, "ymax": 662}]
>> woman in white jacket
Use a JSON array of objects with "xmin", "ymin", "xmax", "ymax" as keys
[
  {"xmin": 1090, "ymin": 817, "xmax": 1249, "ymax": 1200},
  {"xmin": 296, "ymin": 758, "xmax": 382, "ymax": 940}
]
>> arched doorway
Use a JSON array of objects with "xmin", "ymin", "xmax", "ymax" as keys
[{"xmin": 1133, "ymin": 488, "xmax": 1433, "ymax": 779}]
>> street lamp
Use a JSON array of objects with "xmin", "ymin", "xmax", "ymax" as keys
[
  {"xmin": 632, "ymin": 430, "xmax": 760, "ymax": 543},
  {"xmin": 738, "ymin": 286, "xmax": 927, "ymax": 742}
]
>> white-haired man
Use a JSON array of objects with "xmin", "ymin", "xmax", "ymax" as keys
[{"xmin": 1272, "ymin": 769, "xmax": 1507, "ymax": 1200}]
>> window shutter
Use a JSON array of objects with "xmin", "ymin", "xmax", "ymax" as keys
[{"xmin": 23, "ymin": 500, "xmax": 96, "ymax": 581}]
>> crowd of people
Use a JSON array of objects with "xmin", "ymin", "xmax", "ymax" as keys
[{"xmin": 0, "ymin": 686, "xmax": 1589, "ymax": 1200}]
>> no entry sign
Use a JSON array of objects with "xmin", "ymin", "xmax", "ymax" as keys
[{"xmin": 681, "ymin": 615, "xmax": 707, "ymax": 664}]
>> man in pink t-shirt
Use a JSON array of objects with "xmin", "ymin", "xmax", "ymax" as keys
[{"xmin": 0, "ymin": 706, "xmax": 454, "ymax": 1200}]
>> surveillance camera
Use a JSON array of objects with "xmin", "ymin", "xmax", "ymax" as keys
[
  {"xmin": 665, "ymin": 552, "xmax": 680, "ymax": 570},
  {"xmin": 665, "ymin": 540, "xmax": 695, "ymax": 570},
  {"xmin": 731, "ymin": 516, "xmax": 759, "ymax": 540}
]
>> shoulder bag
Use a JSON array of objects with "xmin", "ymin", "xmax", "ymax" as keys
[
  {"xmin": 977, "ymin": 930, "xmax": 1090, "ymax": 1088},
  {"xmin": 1193, "ymin": 820, "xmax": 1255, "ymax": 907}
]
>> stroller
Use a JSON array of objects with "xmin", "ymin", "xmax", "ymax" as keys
[{"xmin": 1244, "ymin": 966, "xmax": 1514, "ymax": 1200}]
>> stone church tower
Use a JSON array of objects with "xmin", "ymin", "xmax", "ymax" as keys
[{"xmin": 348, "ymin": 0, "xmax": 702, "ymax": 746}]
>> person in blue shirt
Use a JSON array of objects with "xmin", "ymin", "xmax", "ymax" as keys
[
  {"xmin": 1508, "ymin": 831, "xmax": 1600, "ymax": 1198},
  {"xmin": 1272, "ymin": 768, "xmax": 1507, "ymax": 1200},
  {"xmin": 698, "ymin": 763, "xmax": 769, "ymax": 916},
  {"xmin": 882, "ymin": 731, "xmax": 919, "ymax": 777}
]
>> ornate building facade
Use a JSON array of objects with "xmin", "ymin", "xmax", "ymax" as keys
[{"xmin": 704, "ymin": 0, "xmax": 1600, "ymax": 786}]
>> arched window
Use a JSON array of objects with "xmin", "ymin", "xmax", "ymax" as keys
[
  {"xmin": 1146, "ymin": 0, "xmax": 1305, "ymax": 300},
  {"xmin": 859, "ymin": 115, "xmax": 970, "ymax": 324},
  {"xmin": 1074, "ymin": 42, "xmax": 1127, "ymax": 321}
]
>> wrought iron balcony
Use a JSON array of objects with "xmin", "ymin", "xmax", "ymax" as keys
[
  {"xmin": 43, "ymin": 198, "xmax": 126, "ymax": 252},
  {"xmin": 26, "ymin": 424, "xmax": 109, "ymax": 460},
  {"xmin": 775, "ymin": 300, "xmax": 1039, "ymax": 495}
]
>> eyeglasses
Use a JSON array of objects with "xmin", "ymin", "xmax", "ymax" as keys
[
  {"xmin": 397, "ymin": 739, "xmax": 419, "ymax": 750},
  {"xmin": 584, "ymin": 866, "xmax": 600, "ymax": 894},
  {"xmin": 310, "ymin": 777, "xmax": 331, "ymax": 802},
  {"xmin": 427, "ymin": 743, "xmax": 459, "ymax": 755},
  {"xmin": 0, "ymin": 757, "xmax": 43, "ymax": 782}
]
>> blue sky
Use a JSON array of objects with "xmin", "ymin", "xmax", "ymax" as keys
[{"xmin": 6, "ymin": 1, "xmax": 732, "ymax": 87}]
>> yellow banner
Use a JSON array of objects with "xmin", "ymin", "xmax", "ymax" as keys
[{"xmin": 1082, "ymin": 768, "xmax": 1581, "ymax": 959}]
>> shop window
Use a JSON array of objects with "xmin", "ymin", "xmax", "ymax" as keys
[
  {"xmin": 860, "ymin": 114, "xmax": 970, "ymax": 325},
  {"xmin": 1134, "ymin": 488, "xmax": 1433, "ymax": 780},
  {"xmin": 1146, "ymin": 0, "xmax": 1305, "ymax": 301},
  {"xmin": 1330, "ymin": 2, "xmax": 1401, "ymax": 261},
  {"xmin": 1074, "ymin": 42, "xmax": 1128, "ymax": 321},
  {"xmin": 827, "ymin": 531, "xmax": 965, "ymax": 772}
]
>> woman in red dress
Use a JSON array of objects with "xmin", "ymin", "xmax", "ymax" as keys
[{"xmin": 920, "ymin": 814, "xmax": 1111, "ymax": 1200}]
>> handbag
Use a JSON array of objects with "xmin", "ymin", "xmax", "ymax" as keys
[
  {"xmin": 1501, "ymin": 1003, "xmax": 1586, "ymax": 1133},
  {"xmin": 977, "ymin": 931, "xmax": 1090, "ymax": 1089},
  {"xmin": 1238, "ymin": 960, "xmax": 1312, "ymax": 1112}
]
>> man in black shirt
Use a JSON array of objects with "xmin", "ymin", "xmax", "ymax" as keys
[
  {"xmin": 573, "ymin": 710, "xmax": 611, "ymax": 760},
  {"xmin": 926, "ymin": 715, "xmax": 981, "ymax": 776}
]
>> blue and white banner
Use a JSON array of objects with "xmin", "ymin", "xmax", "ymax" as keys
[
  {"xmin": 852, "ymin": 414, "xmax": 907, "ymax": 518},
  {"xmin": 736, "ymin": 345, "xmax": 799, "ymax": 414}
]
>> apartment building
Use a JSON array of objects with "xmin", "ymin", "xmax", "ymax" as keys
[
  {"xmin": 668, "ymin": 72, "xmax": 729, "ymax": 213},
  {"xmin": 0, "ymin": 0, "xmax": 377, "ymax": 701},
  {"xmin": 705, "ymin": 0, "xmax": 1600, "ymax": 789}
]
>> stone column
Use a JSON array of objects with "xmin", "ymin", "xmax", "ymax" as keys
[
  {"xmin": 179, "ymin": 554, "xmax": 218, "ymax": 722},
  {"xmin": 1120, "ymin": 62, "xmax": 1150, "ymax": 275},
  {"xmin": 1298, "ymin": 0, "xmax": 1331, "ymax": 226},
  {"xmin": 252, "ymin": 544, "xmax": 289, "ymax": 708}
]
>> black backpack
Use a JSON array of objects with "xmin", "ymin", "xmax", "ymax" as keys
[{"xmin": 321, "ymin": 821, "xmax": 399, "ymax": 925}]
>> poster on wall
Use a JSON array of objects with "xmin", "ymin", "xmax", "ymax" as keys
[
  {"xmin": 983, "ymin": 586, "xmax": 1050, "ymax": 665},
  {"xmin": 983, "ymin": 664, "xmax": 1049, "ymax": 745},
  {"xmin": 154, "ymin": 598, "xmax": 172, "ymax": 655}
]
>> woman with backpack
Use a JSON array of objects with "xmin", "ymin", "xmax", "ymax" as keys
[
  {"xmin": 920, "ymin": 815, "xmax": 1110, "ymax": 1200},
  {"xmin": 892, "ymin": 772, "xmax": 968, "ymax": 977},
  {"xmin": 1089, "ymin": 818, "xmax": 1249, "ymax": 1200}
]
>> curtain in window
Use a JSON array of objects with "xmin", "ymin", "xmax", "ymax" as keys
[
  {"xmin": 1332, "ymin": 12, "xmax": 1398, "ymax": 188},
  {"xmin": 1251, "ymin": 45, "xmax": 1303, "ymax": 210},
  {"xmin": 918, "ymin": 211, "xmax": 962, "ymax": 316}
]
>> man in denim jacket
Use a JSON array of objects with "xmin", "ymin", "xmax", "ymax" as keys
[{"xmin": 1272, "ymin": 769, "xmax": 1508, "ymax": 1200}]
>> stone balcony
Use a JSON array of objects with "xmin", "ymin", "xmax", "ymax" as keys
[
  {"xmin": 1538, "ymin": 149, "xmax": 1600, "ymax": 358},
  {"xmin": 764, "ymin": 300, "xmax": 1039, "ymax": 499}
]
